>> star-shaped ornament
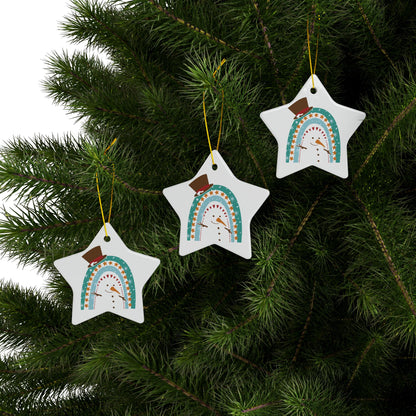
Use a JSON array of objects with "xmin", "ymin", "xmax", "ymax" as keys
[
  {"xmin": 163, "ymin": 150, "xmax": 269, "ymax": 259},
  {"xmin": 54, "ymin": 223, "xmax": 160, "ymax": 325},
  {"xmin": 260, "ymin": 75, "xmax": 366, "ymax": 178}
]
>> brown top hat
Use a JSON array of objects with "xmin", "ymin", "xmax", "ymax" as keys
[
  {"xmin": 189, "ymin": 174, "xmax": 213, "ymax": 197},
  {"xmin": 288, "ymin": 97, "xmax": 313, "ymax": 119},
  {"xmin": 82, "ymin": 246, "xmax": 107, "ymax": 268}
]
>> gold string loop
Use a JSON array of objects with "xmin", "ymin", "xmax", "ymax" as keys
[
  {"xmin": 203, "ymin": 59, "xmax": 226, "ymax": 165},
  {"xmin": 307, "ymin": 18, "xmax": 320, "ymax": 89},
  {"xmin": 96, "ymin": 138, "xmax": 117, "ymax": 237}
]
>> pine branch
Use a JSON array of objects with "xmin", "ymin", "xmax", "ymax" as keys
[
  {"xmin": 353, "ymin": 94, "xmax": 416, "ymax": 181},
  {"xmin": 347, "ymin": 337, "xmax": 376, "ymax": 388},
  {"xmin": 213, "ymin": 281, "xmax": 239, "ymax": 310},
  {"xmin": 252, "ymin": 0, "xmax": 280, "ymax": 86},
  {"xmin": 2, "ymin": 1, "xmax": 416, "ymax": 414},
  {"xmin": 292, "ymin": 279, "xmax": 317, "ymax": 363},
  {"xmin": 41, "ymin": 326, "xmax": 111, "ymax": 356},
  {"xmin": 17, "ymin": 217, "xmax": 99, "ymax": 234},
  {"xmin": 101, "ymin": 164, "xmax": 162, "ymax": 195},
  {"xmin": 63, "ymin": 0, "xmax": 151, "ymax": 84},
  {"xmin": 0, "ymin": 135, "xmax": 91, "ymax": 203},
  {"xmin": 225, "ymin": 349, "xmax": 271, "ymax": 376},
  {"xmin": 147, "ymin": 0, "xmax": 258, "ymax": 58},
  {"xmin": 226, "ymin": 185, "xmax": 328, "ymax": 335},
  {"xmin": 95, "ymin": 106, "xmax": 158, "ymax": 124},
  {"xmin": 141, "ymin": 364, "xmax": 222, "ymax": 415},
  {"xmin": 266, "ymin": 185, "xmax": 328, "ymax": 296},
  {"xmin": 240, "ymin": 119, "xmax": 269, "ymax": 189},
  {"xmin": 147, "ymin": 279, "xmax": 203, "ymax": 329},
  {"xmin": 350, "ymin": 186, "xmax": 416, "ymax": 317},
  {"xmin": 9, "ymin": 172, "xmax": 89, "ymax": 191},
  {"xmin": 241, "ymin": 401, "xmax": 281, "ymax": 413},
  {"xmin": 210, "ymin": 342, "xmax": 271, "ymax": 376},
  {"xmin": 354, "ymin": 0, "xmax": 397, "ymax": 70}
]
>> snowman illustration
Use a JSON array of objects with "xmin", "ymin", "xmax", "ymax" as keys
[
  {"xmin": 286, "ymin": 97, "xmax": 339, "ymax": 164},
  {"xmin": 187, "ymin": 174, "xmax": 242, "ymax": 244},
  {"xmin": 199, "ymin": 205, "xmax": 232, "ymax": 243},
  {"xmin": 94, "ymin": 273, "xmax": 126, "ymax": 311},
  {"xmin": 80, "ymin": 246, "xmax": 136, "ymax": 311},
  {"xmin": 307, "ymin": 135, "xmax": 330, "ymax": 164}
]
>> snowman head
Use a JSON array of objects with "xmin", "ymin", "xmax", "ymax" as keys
[
  {"xmin": 203, "ymin": 203, "xmax": 230, "ymax": 227},
  {"xmin": 309, "ymin": 135, "xmax": 318, "ymax": 146},
  {"xmin": 99, "ymin": 274, "xmax": 122, "ymax": 294}
]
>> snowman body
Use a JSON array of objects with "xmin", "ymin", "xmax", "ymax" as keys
[
  {"xmin": 81, "ymin": 254, "xmax": 136, "ymax": 313},
  {"xmin": 198, "ymin": 201, "xmax": 233, "ymax": 244},
  {"xmin": 93, "ymin": 271, "xmax": 127, "ymax": 311},
  {"xmin": 286, "ymin": 107, "xmax": 340, "ymax": 166},
  {"xmin": 187, "ymin": 184, "xmax": 242, "ymax": 245}
]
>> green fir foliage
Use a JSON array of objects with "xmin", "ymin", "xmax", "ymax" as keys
[{"xmin": 1, "ymin": 0, "xmax": 416, "ymax": 414}]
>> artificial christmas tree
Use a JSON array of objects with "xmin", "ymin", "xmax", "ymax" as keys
[{"xmin": 1, "ymin": 0, "xmax": 416, "ymax": 414}]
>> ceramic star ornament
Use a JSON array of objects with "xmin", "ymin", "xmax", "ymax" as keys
[
  {"xmin": 54, "ymin": 223, "xmax": 160, "ymax": 325},
  {"xmin": 260, "ymin": 75, "xmax": 366, "ymax": 178},
  {"xmin": 163, "ymin": 150, "xmax": 269, "ymax": 259}
]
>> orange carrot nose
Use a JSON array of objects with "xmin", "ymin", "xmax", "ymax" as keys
[
  {"xmin": 315, "ymin": 139, "xmax": 326, "ymax": 148},
  {"xmin": 216, "ymin": 217, "xmax": 226, "ymax": 226},
  {"xmin": 110, "ymin": 286, "xmax": 120, "ymax": 294}
]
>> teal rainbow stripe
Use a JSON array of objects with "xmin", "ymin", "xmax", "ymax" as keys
[
  {"xmin": 286, "ymin": 108, "xmax": 340, "ymax": 163},
  {"xmin": 81, "ymin": 255, "xmax": 136, "ymax": 310},
  {"xmin": 187, "ymin": 184, "xmax": 242, "ymax": 243}
]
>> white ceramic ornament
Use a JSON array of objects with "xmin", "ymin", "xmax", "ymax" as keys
[
  {"xmin": 260, "ymin": 75, "xmax": 366, "ymax": 178},
  {"xmin": 54, "ymin": 223, "xmax": 160, "ymax": 325},
  {"xmin": 163, "ymin": 150, "xmax": 269, "ymax": 259}
]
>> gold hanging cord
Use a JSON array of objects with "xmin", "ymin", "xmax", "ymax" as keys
[
  {"xmin": 203, "ymin": 58, "xmax": 227, "ymax": 165},
  {"xmin": 96, "ymin": 138, "xmax": 117, "ymax": 237}
]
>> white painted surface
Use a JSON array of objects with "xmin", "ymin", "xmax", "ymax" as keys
[
  {"xmin": 163, "ymin": 150, "xmax": 270, "ymax": 259},
  {"xmin": 260, "ymin": 75, "xmax": 366, "ymax": 179},
  {"xmin": 54, "ymin": 223, "xmax": 160, "ymax": 324}
]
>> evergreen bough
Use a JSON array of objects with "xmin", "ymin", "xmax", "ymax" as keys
[{"xmin": 1, "ymin": 0, "xmax": 416, "ymax": 414}]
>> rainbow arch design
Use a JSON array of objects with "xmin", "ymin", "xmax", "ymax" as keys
[
  {"xmin": 81, "ymin": 256, "xmax": 136, "ymax": 310},
  {"xmin": 187, "ymin": 184, "xmax": 242, "ymax": 243},
  {"xmin": 286, "ymin": 108, "xmax": 340, "ymax": 163}
]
